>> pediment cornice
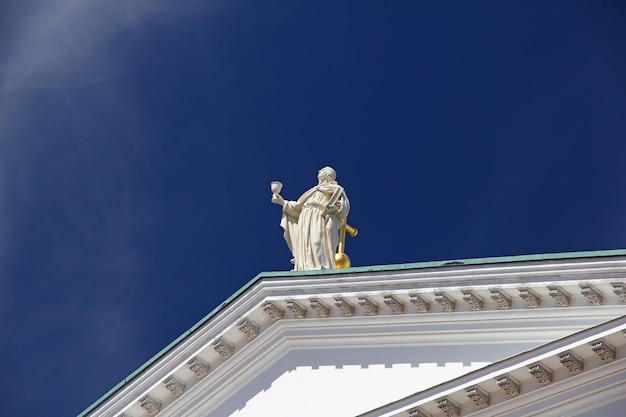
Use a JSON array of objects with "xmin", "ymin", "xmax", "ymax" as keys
[{"xmin": 80, "ymin": 252, "xmax": 626, "ymax": 417}]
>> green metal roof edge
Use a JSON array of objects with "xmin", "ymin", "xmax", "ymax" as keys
[
  {"xmin": 256, "ymin": 248, "xmax": 626, "ymax": 278},
  {"xmin": 77, "ymin": 248, "xmax": 626, "ymax": 416}
]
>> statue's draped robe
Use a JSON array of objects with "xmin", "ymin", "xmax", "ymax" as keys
[{"xmin": 281, "ymin": 183, "xmax": 349, "ymax": 270}]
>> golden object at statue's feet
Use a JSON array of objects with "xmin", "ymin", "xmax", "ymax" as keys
[{"xmin": 335, "ymin": 252, "xmax": 351, "ymax": 269}]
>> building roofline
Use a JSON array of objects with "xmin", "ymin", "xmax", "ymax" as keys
[
  {"xmin": 77, "ymin": 248, "xmax": 626, "ymax": 416},
  {"xmin": 257, "ymin": 248, "xmax": 626, "ymax": 278}
]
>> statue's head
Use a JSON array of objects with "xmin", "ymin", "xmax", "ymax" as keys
[{"xmin": 318, "ymin": 166, "xmax": 337, "ymax": 183}]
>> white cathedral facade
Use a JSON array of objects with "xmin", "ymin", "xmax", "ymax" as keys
[{"xmin": 79, "ymin": 250, "xmax": 626, "ymax": 417}]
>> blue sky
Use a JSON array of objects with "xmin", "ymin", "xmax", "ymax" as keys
[{"xmin": 1, "ymin": 1, "xmax": 626, "ymax": 416}]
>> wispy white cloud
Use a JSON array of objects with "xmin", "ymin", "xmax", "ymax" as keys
[
  {"xmin": 0, "ymin": 0, "xmax": 216, "ymax": 92},
  {"xmin": 0, "ymin": 0, "xmax": 221, "ymax": 387},
  {"xmin": 0, "ymin": 0, "xmax": 219, "ymax": 258}
]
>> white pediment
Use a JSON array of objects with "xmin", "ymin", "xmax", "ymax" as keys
[{"xmin": 79, "ymin": 252, "xmax": 626, "ymax": 417}]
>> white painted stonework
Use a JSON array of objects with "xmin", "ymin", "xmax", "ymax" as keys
[
  {"xmin": 362, "ymin": 315, "xmax": 626, "ymax": 417},
  {"xmin": 79, "ymin": 251, "xmax": 626, "ymax": 417},
  {"xmin": 229, "ymin": 362, "xmax": 491, "ymax": 417}
]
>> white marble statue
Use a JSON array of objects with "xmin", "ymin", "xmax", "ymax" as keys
[{"xmin": 271, "ymin": 167, "xmax": 350, "ymax": 270}]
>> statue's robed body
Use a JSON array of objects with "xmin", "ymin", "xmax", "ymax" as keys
[{"xmin": 279, "ymin": 178, "xmax": 350, "ymax": 270}]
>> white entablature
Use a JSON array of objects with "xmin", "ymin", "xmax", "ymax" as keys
[{"xmin": 79, "ymin": 250, "xmax": 626, "ymax": 417}]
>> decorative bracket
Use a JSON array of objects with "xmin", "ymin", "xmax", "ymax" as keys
[
  {"xmin": 559, "ymin": 351, "xmax": 583, "ymax": 375},
  {"xmin": 163, "ymin": 375, "xmax": 186, "ymax": 398},
  {"xmin": 490, "ymin": 289, "xmax": 512, "ymax": 309},
  {"xmin": 437, "ymin": 398, "xmax": 460, "ymax": 417},
  {"xmin": 434, "ymin": 291, "xmax": 455, "ymax": 312},
  {"xmin": 547, "ymin": 285, "xmax": 570, "ymax": 307},
  {"xmin": 358, "ymin": 296, "xmax": 379, "ymax": 316},
  {"xmin": 334, "ymin": 297, "xmax": 355, "ymax": 316},
  {"xmin": 408, "ymin": 408, "xmax": 431, "ymax": 417},
  {"xmin": 286, "ymin": 299, "xmax": 307, "ymax": 319},
  {"xmin": 409, "ymin": 293, "xmax": 430, "ymax": 313},
  {"xmin": 309, "ymin": 298, "xmax": 330, "ymax": 318},
  {"xmin": 467, "ymin": 385, "xmax": 490, "ymax": 408},
  {"xmin": 590, "ymin": 339, "xmax": 615, "ymax": 363},
  {"xmin": 383, "ymin": 295, "xmax": 405, "ymax": 314},
  {"xmin": 528, "ymin": 362, "xmax": 552, "ymax": 385},
  {"xmin": 262, "ymin": 301, "xmax": 285, "ymax": 321},
  {"xmin": 238, "ymin": 318, "xmax": 260, "ymax": 340},
  {"xmin": 213, "ymin": 337, "xmax": 235, "ymax": 359},
  {"xmin": 139, "ymin": 395, "xmax": 161, "ymax": 416},
  {"xmin": 519, "ymin": 287, "xmax": 541, "ymax": 308},
  {"xmin": 496, "ymin": 375, "xmax": 521, "ymax": 397},
  {"xmin": 580, "ymin": 284, "xmax": 602, "ymax": 305},
  {"xmin": 462, "ymin": 290, "xmax": 483, "ymax": 311},
  {"xmin": 187, "ymin": 357, "xmax": 210, "ymax": 379}
]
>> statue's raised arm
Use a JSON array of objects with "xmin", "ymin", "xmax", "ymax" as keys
[{"xmin": 271, "ymin": 166, "xmax": 350, "ymax": 271}]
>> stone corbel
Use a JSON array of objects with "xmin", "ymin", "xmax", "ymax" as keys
[
  {"xmin": 436, "ymin": 398, "xmax": 460, "ymax": 417},
  {"xmin": 285, "ymin": 299, "xmax": 307, "ymax": 319},
  {"xmin": 559, "ymin": 351, "xmax": 583, "ymax": 375},
  {"xmin": 467, "ymin": 385, "xmax": 490, "ymax": 408},
  {"xmin": 358, "ymin": 296, "xmax": 378, "ymax": 316},
  {"xmin": 409, "ymin": 293, "xmax": 430, "ymax": 313},
  {"xmin": 187, "ymin": 357, "xmax": 210, "ymax": 379},
  {"xmin": 139, "ymin": 395, "xmax": 161, "ymax": 416},
  {"xmin": 334, "ymin": 297, "xmax": 355, "ymax": 316},
  {"xmin": 408, "ymin": 408, "xmax": 431, "ymax": 417},
  {"xmin": 309, "ymin": 298, "xmax": 330, "ymax": 318},
  {"xmin": 496, "ymin": 375, "xmax": 520, "ymax": 397},
  {"xmin": 163, "ymin": 375, "xmax": 186, "ymax": 398},
  {"xmin": 547, "ymin": 285, "xmax": 570, "ymax": 307},
  {"xmin": 519, "ymin": 287, "xmax": 541, "ymax": 308},
  {"xmin": 462, "ymin": 290, "xmax": 483, "ymax": 311},
  {"xmin": 238, "ymin": 317, "xmax": 260, "ymax": 340},
  {"xmin": 213, "ymin": 337, "xmax": 235, "ymax": 359},
  {"xmin": 489, "ymin": 289, "xmax": 512, "ymax": 309},
  {"xmin": 579, "ymin": 284, "xmax": 602, "ymax": 305},
  {"xmin": 383, "ymin": 295, "xmax": 405, "ymax": 314},
  {"xmin": 434, "ymin": 292, "xmax": 455, "ymax": 312},
  {"xmin": 262, "ymin": 302, "xmax": 285, "ymax": 321},
  {"xmin": 590, "ymin": 339, "xmax": 615, "ymax": 363},
  {"xmin": 528, "ymin": 362, "xmax": 552, "ymax": 385}
]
